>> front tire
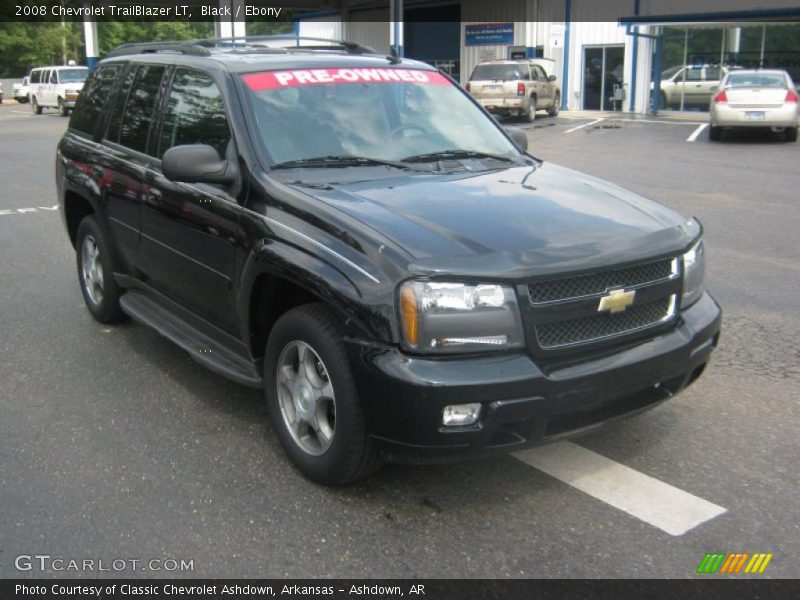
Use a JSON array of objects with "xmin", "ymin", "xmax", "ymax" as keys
[
  {"xmin": 524, "ymin": 96, "xmax": 537, "ymax": 123},
  {"xmin": 31, "ymin": 96, "xmax": 42, "ymax": 114},
  {"xmin": 264, "ymin": 304, "xmax": 381, "ymax": 485},
  {"xmin": 58, "ymin": 98, "xmax": 69, "ymax": 117},
  {"xmin": 785, "ymin": 127, "xmax": 797, "ymax": 142},
  {"xmin": 547, "ymin": 93, "xmax": 560, "ymax": 117},
  {"xmin": 76, "ymin": 215, "xmax": 126, "ymax": 323},
  {"xmin": 708, "ymin": 124, "xmax": 722, "ymax": 141}
]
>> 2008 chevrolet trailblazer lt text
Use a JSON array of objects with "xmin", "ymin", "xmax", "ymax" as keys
[{"xmin": 56, "ymin": 36, "xmax": 721, "ymax": 485}]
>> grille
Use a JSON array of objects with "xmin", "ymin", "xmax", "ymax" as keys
[
  {"xmin": 527, "ymin": 259, "xmax": 675, "ymax": 304},
  {"xmin": 535, "ymin": 296, "xmax": 674, "ymax": 349}
]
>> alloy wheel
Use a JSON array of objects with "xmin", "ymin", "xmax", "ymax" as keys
[
  {"xmin": 276, "ymin": 340, "xmax": 336, "ymax": 456},
  {"xmin": 81, "ymin": 235, "xmax": 104, "ymax": 305}
]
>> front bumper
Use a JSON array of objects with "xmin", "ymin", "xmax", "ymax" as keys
[
  {"xmin": 346, "ymin": 292, "xmax": 721, "ymax": 462},
  {"xmin": 711, "ymin": 103, "xmax": 799, "ymax": 128}
]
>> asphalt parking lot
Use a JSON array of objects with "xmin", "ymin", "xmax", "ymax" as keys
[{"xmin": 1, "ymin": 104, "xmax": 798, "ymax": 579}]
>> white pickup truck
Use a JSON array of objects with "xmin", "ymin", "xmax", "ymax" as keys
[{"xmin": 13, "ymin": 76, "xmax": 30, "ymax": 103}]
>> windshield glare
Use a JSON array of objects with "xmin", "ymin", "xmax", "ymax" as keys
[
  {"xmin": 727, "ymin": 72, "xmax": 786, "ymax": 88},
  {"xmin": 242, "ymin": 67, "xmax": 519, "ymax": 167},
  {"xmin": 59, "ymin": 68, "xmax": 88, "ymax": 83}
]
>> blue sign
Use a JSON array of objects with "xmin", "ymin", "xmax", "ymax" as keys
[{"xmin": 465, "ymin": 23, "xmax": 514, "ymax": 46}]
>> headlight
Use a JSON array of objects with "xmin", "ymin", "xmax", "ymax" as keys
[
  {"xmin": 681, "ymin": 239, "xmax": 705, "ymax": 308},
  {"xmin": 399, "ymin": 281, "xmax": 524, "ymax": 353}
]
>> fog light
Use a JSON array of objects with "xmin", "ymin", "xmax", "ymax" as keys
[{"xmin": 442, "ymin": 403, "xmax": 481, "ymax": 427}]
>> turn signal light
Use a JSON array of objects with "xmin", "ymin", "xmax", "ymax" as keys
[
  {"xmin": 713, "ymin": 90, "xmax": 728, "ymax": 104},
  {"xmin": 786, "ymin": 89, "xmax": 798, "ymax": 103},
  {"xmin": 400, "ymin": 285, "xmax": 418, "ymax": 347},
  {"xmin": 517, "ymin": 82, "xmax": 525, "ymax": 96},
  {"xmin": 465, "ymin": 82, "xmax": 471, "ymax": 92}
]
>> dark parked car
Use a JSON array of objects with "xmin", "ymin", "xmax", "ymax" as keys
[{"xmin": 57, "ymin": 37, "xmax": 721, "ymax": 485}]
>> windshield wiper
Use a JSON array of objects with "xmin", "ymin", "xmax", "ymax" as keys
[
  {"xmin": 401, "ymin": 150, "xmax": 517, "ymax": 164},
  {"xmin": 272, "ymin": 155, "xmax": 413, "ymax": 170}
]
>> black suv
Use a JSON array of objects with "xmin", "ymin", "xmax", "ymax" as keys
[{"xmin": 57, "ymin": 37, "xmax": 721, "ymax": 485}]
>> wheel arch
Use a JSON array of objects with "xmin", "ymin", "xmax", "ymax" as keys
[
  {"xmin": 240, "ymin": 240, "xmax": 384, "ymax": 360},
  {"xmin": 63, "ymin": 190, "xmax": 95, "ymax": 248}
]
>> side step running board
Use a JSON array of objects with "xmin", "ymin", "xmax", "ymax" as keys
[{"xmin": 120, "ymin": 291, "xmax": 263, "ymax": 388}]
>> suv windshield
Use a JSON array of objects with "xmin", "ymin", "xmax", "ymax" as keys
[
  {"xmin": 242, "ymin": 67, "xmax": 520, "ymax": 167},
  {"xmin": 470, "ymin": 64, "xmax": 526, "ymax": 81},
  {"xmin": 58, "ymin": 68, "xmax": 89, "ymax": 83}
]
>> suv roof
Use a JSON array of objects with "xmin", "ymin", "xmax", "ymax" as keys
[{"xmin": 102, "ymin": 36, "xmax": 431, "ymax": 74}]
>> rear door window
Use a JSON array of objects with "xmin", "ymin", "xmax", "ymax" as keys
[{"xmin": 108, "ymin": 65, "xmax": 166, "ymax": 154}]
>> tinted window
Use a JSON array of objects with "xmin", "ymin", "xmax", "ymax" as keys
[
  {"xmin": 470, "ymin": 65, "xmax": 527, "ymax": 81},
  {"xmin": 114, "ymin": 65, "xmax": 165, "ymax": 154},
  {"xmin": 70, "ymin": 65, "xmax": 122, "ymax": 136},
  {"xmin": 49, "ymin": 71, "xmax": 58, "ymax": 84},
  {"xmin": 30, "ymin": 70, "xmax": 41, "ymax": 84},
  {"xmin": 534, "ymin": 65, "xmax": 548, "ymax": 80},
  {"xmin": 106, "ymin": 68, "xmax": 135, "ymax": 143},
  {"xmin": 158, "ymin": 69, "xmax": 230, "ymax": 158},
  {"xmin": 705, "ymin": 67, "xmax": 720, "ymax": 81}
]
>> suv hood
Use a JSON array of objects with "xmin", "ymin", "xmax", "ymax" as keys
[{"xmin": 291, "ymin": 162, "xmax": 697, "ymax": 278}]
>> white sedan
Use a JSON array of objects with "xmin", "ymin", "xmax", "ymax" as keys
[{"xmin": 709, "ymin": 69, "xmax": 799, "ymax": 141}]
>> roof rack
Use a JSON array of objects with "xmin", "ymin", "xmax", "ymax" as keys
[
  {"xmin": 105, "ymin": 41, "xmax": 211, "ymax": 58},
  {"xmin": 106, "ymin": 35, "xmax": 378, "ymax": 59}
]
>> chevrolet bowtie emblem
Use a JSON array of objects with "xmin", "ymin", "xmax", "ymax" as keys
[{"xmin": 597, "ymin": 288, "xmax": 636, "ymax": 313}]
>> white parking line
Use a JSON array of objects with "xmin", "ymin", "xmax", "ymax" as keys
[
  {"xmin": 610, "ymin": 118, "xmax": 707, "ymax": 126},
  {"xmin": 10, "ymin": 110, "xmax": 31, "ymax": 115},
  {"xmin": 0, "ymin": 205, "xmax": 58, "ymax": 216},
  {"xmin": 564, "ymin": 118, "xmax": 605, "ymax": 133},
  {"xmin": 687, "ymin": 123, "xmax": 709, "ymax": 142},
  {"xmin": 514, "ymin": 441, "xmax": 727, "ymax": 536}
]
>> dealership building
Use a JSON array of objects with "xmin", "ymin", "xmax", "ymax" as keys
[{"xmin": 254, "ymin": 0, "xmax": 800, "ymax": 115}]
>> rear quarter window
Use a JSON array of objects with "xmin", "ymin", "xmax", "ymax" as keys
[{"xmin": 70, "ymin": 65, "xmax": 122, "ymax": 136}]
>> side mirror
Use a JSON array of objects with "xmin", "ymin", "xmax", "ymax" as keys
[
  {"xmin": 548, "ymin": 74, "xmax": 557, "ymax": 82},
  {"xmin": 504, "ymin": 126, "xmax": 528, "ymax": 152},
  {"xmin": 162, "ymin": 144, "xmax": 235, "ymax": 184}
]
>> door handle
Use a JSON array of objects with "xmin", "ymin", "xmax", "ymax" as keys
[{"xmin": 144, "ymin": 188, "xmax": 162, "ymax": 205}]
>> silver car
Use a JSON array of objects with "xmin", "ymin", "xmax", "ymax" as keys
[{"xmin": 709, "ymin": 69, "xmax": 799, "ymax": 141}]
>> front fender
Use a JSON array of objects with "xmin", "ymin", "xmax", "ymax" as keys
[{"xmin": 237, "ymin": 238, "xmax": 394, "ymax": 344}]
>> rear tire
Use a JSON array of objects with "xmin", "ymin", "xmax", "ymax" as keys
[
  {"xmin": 708, "ymin": 125, "xmax": 722, "ymax": 141},
  {"xmin": 264, "ymin": 303, "xmax": 382, "ymax": 485},
  {"xmin": 76, "ymin": 215, "xmax": 126, "ymax": 324},
  {"xmin": 785, "ymin": 127, "xmax": 797, "ymax": 142},
  {"xmin": 31, "ymin": 96, "xmax": 42, "ymax": 114},
  {"xmin": 524, "ymin": 96, "xmax": 537, "ymax": 123},
  {"xmin": 547, "ymin": 93, "xmax": 560, "ymax": 117}
]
